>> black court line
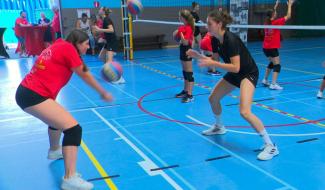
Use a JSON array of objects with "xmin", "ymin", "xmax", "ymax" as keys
[
  {"xmin": 87, "ymin": 175, "xmax": 120, "ymax": 182},
  {"xmin": 253, "ymin": 148, "xmax": 263, "ymax": 152},
  {"xmin": 225, "ymin": 97, "xmax": 275, "ymax": 106},
  {"xmin": 297, "ymin": 138, "xmax": 319, "ymax": 144},
  {"xmin": 150, "ymin": 165, "xmax": 179, "ymax": 171},
  {"xmin": 205, "ymin": 155, "xmax": 232, "ymax": 162}
]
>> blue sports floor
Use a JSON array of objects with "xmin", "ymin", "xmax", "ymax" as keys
[{"xmin": 0, "ymin": 38, "xmax": 324, "ymax": 190}]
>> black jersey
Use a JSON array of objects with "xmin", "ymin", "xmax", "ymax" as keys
[
  {"xmin": 103, "ymin": 17, "xmax": 117, "ymax": 42},
  {"xmin": 211, "ymin": 31, "xmax": 258, "ymax": 76},
  {"xmin": 190, "ymin": 11, "xmax": 201, "ymax": 36}
]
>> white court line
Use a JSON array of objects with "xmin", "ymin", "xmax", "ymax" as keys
[
  {"xmin": 92, "ymin": 73, "xmax": 139, "ymax": 101},
  {"xmin": 88, "ymin": 59, "xmax": 178, "ymax": 69},
  {"xmin": 68, "ymin": 83, "xmax": 98, "ymax": 107},
  {"xmin": 159, "ymin": 113, "xmax": 297, "ymax": 190},
  {"xmin": 91, "ymin": 109, "xmax": 184, "ymax": 190},
  {"xmin": 187, "ymin": 114, "xmax": 325, "ymax": 137},
  {"xmin": 112, "ymin": 119, "xmax": 196, "ymax": 190},
  {"xmin": 277, "ymin": 96, "xmax": 325, "ymax": 111}
]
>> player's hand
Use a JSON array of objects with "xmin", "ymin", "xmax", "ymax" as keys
[
  {"xmin": 186, "ymin": 49, "xmax": 207, "ymax": 59},
  {"xmin": 199, "ymin": 57, "xmax": 220, "ymax": 68},
  {"xmin": 101, "ymin": 92, "xmax": 113, "ymax": 102}
]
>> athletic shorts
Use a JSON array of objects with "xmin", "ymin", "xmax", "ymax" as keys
[
  {"xmin": 263, "ymin": 48, "xmax": 279, "ymax": 58},
  {"xmin": 15, "ymin": 84, "xmax": 48, "ymax": 110},
  {"xmin": 223, "ymin": 70, "xmax": 259, "ymax": 88},
  {"xmin": 180, "ymin": 45, "xmax": 192, "ymax": 61}
]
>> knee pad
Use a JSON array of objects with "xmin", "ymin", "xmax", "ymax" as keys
[
  {"xmin": 273, "ymin": 64, "xmax": 281, "ymax": 73},
  {"xmin": 186, "ymin": 72, "xmax": 194, "ymax": 82},
  {"xmin": 323, "ymin": 75, "xmax": 325, "ymax": 80},
  {"xmin": 62, "ymin": 124, "xmax": 82, "ymax": 146},
  {"xmin": 267, "ymin": 62, "xmax": 274, "ymax": 69},
  {"xmin": 48, "ymin": 126, "xmax": 58, "ymax": 131},
  {"xmin": 182, "ymin": 70, "xmax": 187, "ymax": 80}
]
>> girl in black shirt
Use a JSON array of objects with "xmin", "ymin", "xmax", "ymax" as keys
[{"xmin": 187, "ymin": 10, "xmax": 278, "ymax": 161}]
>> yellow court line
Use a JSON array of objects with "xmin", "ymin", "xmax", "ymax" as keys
[
  {"xmin": 138, "ymin": 63, "xmax": 325, "ymax": 128},
  {"xmin": 81, "ymin": 141, "xmax": 118, "ymax": 190}
]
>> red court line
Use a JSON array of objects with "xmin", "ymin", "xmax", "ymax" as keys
[{"xmin": 137, "ymin": 85, "xmax": 325, "ymax": 128}]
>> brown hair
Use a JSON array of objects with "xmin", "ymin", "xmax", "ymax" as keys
[
  {"xmin": 208, "ymin": 10, "xmax": 233, "ymax": 29},
  {"xmin": 65, "ymin": 29, "xmax": 89, "ymax": 72},
  {"xmin": 265, "ymin": 9, "xmax": 274, "ymax": 25},
  {"xmin": 192, "ymin": 2, "xmax": 198, "ymax": 9},
  {"xmin": 179, "ymin": 9, "xmax": 195, "ymax": 32}
]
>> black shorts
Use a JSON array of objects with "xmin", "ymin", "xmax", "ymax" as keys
[
  {"xmin": 180, "ymin": 45, "xmax": 192, "ymax": 61},
  {"xmin": 104, "ymin": 39, "xmax": 118, "ymax": 52},
  {"xmin": 194, "ymin": 26, "xmax": 201, "ymax": 37},
  {"xmin": 15, "ymin": 84, "xmax": 48, "ymax": 110},
  {"xmin": 263, "ymin": 48, "xmax": 279, "ymax": 58},
  {"xmin": 43, "ymin": 26, "xmax": 53, "ymax": 42},
  {"xmin": 223, "ymin": 70, "xmax": 259, "ymax": 88}
]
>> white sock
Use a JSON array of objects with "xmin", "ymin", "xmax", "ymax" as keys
[
  {"xmin": 214, "ymin": 114, "xmax": 223, "ymax": 126},
  {"xmin": 259, "ymin": 129, "xmax": 273, "ymax": 145}
]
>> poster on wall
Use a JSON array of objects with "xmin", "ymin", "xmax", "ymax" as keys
[
  {"xmin": 229, "ymin": 0, "xmax": 249, "ymax": 42},
  {"xmin": 77, "ymin": 9, "xmax": 90, "ymax": 18}
]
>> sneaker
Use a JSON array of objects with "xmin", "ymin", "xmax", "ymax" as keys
[
  {"xmin": 175, "ymin": 90, "xmax": 187, "ymax": 98},
  {"xmin": 262, "ymin": 79, "xmax": 270, "ymax": 86},
  {"xmin": 269, "ymin": 83, "xmax": 283, "ymax": 90},
  {"xmin": 257, "ymin": 144, "xmax": 279, "ymax": 161},
  {"xmin": 47, "ymin": 146, "xmax": 63, "ymax": 160},
  {"xmin": 202, "ymin": 124, "xmax": 226, "ymax": 135},
  {"xmin": 111, "ymin": 76, "xmax": 126, "ymax": 84},
  {"xmin": 207, "ymin": 70, "xmax": 222, "ymax": 76},
  {"xmin": 317, "ymin": 91, "xmax": 323, "ymax": 99},
  {"xmin": 181, "ymin": 94, "xmax": 194, "ymax": 103},
  {"xmin": 61, "ymin": 173, "xmax": 94, "ymax": 190}
]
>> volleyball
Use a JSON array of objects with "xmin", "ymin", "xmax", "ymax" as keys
[
  {"xmin": 101, "ymin": 62, "xmax": 123, "ymax": 82},
  {"xmin": 127, "ymin": 0, "xmax": 143, "ymax": 15}
]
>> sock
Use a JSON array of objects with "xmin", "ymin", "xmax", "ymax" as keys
[
  {"xmin": 259, "ymin": 129, "xmax": 273, "ymax": 145},
  {"xmin": 214, "ymin": 114, "xmax": 223, "ymax": 126}
]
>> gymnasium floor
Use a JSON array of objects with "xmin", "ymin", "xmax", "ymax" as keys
[{"xmin": 0, "ymin": 38, "xmax": 324, "ymax": 190}]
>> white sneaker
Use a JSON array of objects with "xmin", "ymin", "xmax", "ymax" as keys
[
  {"xmin": 269, "ymin": 83, "xmax": 283, "ymax": 90},
  {"xmin": 202, "ymin": 124, "xmax": 226, "ymax": 135},
  {"xmin": 257, "ymin": 144, "xmax": 279, "ymax": 161},
  {"xmin": 317, "ymin": 91, "xmax": 323, "ymax": 99},
  {"xmin": 48, "ymin": 146, "xmax": 63, "ymax": 160},
  {"xmin": 111, "ymin": 76, "xmax": 126, "ymax": 84},
  {"xmin": 262, "ymin": 79, "xmax": 270, "ymax": 86},
  {"xmin": 61, "ymin": 173, "xmax": 94, "ymax": 190}
]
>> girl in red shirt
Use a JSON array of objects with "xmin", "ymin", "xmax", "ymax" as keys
[
  {"xmin": 15, "ymin": 29, "xmax": 112, "ymax": 190},
  {"xmin": 262, "ymin": 0, "xmax": 293, "ymax": 90},
  {"xmin": 200, "ymin": 32, "xmax": 221, "ymax": 76},
  {"xmin": 173, "ymin": 9, "xmax": 195, "ymax": 103}
]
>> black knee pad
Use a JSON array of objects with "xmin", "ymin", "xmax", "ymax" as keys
[
  {"xmin": 62, "ymin": 124, "xmax": 82, "ymax": 146},
  {"xmin": 267, "ymin": 62, "xmax": 274, "ymax": 69},
  {"xmin": 323, "ymin": 75, "xmax": 325, "ymax": 80},
  {"xmin": 186, "ymin": 72, "xmax": 194, "ymax": 82},
  {"xmin": 182, "ymin": 70, "xmax": 187, "ymax": 80},
  {"xmin": 273, "ymin": 64, "xmax": 281, "ymax": 73},
  {"xmin": 48, "ymin": 126, "xmax": 58, "ymax": 131}
]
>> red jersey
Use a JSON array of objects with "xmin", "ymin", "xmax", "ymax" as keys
[
  {"xmin": 263, "ymin": 17, "xmax": 286, "ymax": 49},
  {"xmin": 96, "ymin": 18, "xmax": 105, "ymax": 38},
  {"xmin": 21, "ymin": 39, "xmax": 83, "ymax": 99},
  {"xmin": 200, "ymin": 32, "xmax": 213, "ymax": 52},
  {"xmin": 14, "ymin": 17, "xmax": 28, "ymax": 37},
  {"xmin": 52, "ymin": 11, "xmax": 61, "ymax": 33},
  {"xmin": 177, "ymin": 24, "xmax": 193, "ymax": 46}
]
